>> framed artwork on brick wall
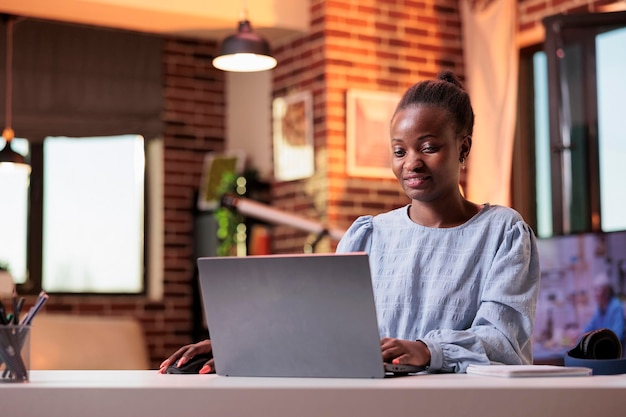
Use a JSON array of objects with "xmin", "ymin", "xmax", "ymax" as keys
[
  {"xmin": 197, "ymin": 150, "xmax": 246, "ymax": 211},
  {"xmin": 272, "ymin": 91, "xmax": 314, "ymax": 181},
  {"xmin": 346, "ymin": 89, "xmax": 400, "ymax": 178}
]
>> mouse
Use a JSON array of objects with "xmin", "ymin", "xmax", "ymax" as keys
[{"xmin": 165, "ymin": 352, "xmax": 214, "ymax": 374}]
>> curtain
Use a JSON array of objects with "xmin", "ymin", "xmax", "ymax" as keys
[
  {"xmin": 0, "ymin": 18, "xmax": 163, "ymax": 140},
  {"xmin": 460, "ymin": 0, "xmax": 519, "ymax": 207}
]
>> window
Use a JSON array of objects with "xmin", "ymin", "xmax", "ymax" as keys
[
  {"xmin": 596, "ymin": 29, "xmax": 626, "ymax": 232},
  {"xmin": 0, "ymin": 138, "xmax": 30, "ymax": 283},
  {"xmin": 0, "ymin": 18, "xmax": 163, "ymax": 295},
  {"xmin": 41, "ymin": 135, "xmax": 145, "ymax": 293},
  {"xmin": 0, "ymin": 135, "xmax": 149, "ymax": 294},
  {"xmin": 514, "ymin": 11, "xmax": 626, "ymax": 237}
]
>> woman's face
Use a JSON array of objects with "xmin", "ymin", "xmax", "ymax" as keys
[{"xmin": 390, "ymin": 105, "xmax": 468, "ymax": 203}]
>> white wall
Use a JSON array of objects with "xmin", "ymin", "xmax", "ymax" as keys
[{"xmin": 226, "ymin": 71, "xmax": 273, "ymax": 181}]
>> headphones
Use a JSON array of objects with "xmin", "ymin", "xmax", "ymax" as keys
[{"xmin": 564, "ymin": 328, "xmax": 626, "ymax": 375}]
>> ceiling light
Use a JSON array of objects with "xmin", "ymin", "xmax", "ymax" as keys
[
  {"xmin": 0, "ymin": 15, "xmax": 28, "ymax": 168},
  {"xmin": 0, "ymin": 130, "xmax": 25, "ymax": 164},
  {"xmin": 212, "ymin": 6, "xmax": 277, "ymax": 72}
]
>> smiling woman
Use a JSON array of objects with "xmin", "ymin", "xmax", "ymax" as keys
[{"xmin": 336, "ymin": 71, "xmax": 540, "ymax": 373}]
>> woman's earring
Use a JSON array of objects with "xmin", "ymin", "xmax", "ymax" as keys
[{"xmin": 459, "ymin": 156, "xmax": 466, "ymax": 170}]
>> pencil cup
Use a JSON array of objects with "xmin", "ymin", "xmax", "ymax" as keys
[{"xmin": 0, "ymin": 325, "xmax": 30, "ymax": 383}]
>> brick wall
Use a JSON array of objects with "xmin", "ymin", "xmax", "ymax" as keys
[
  {"xmin": 37, "ymin": 0, "xmax": 616, "ymax": 369},
  {"xmin": 157, "ymin": 38, "xmax": 226, "ymax": 363},
  {"xmin": 324, "ymin": 0, "xmax": 465, "ymax": 233},
  {"xmin": 271, "ymin": 0, "xmax": 465, "ymax": 253},
  {"xmin": 41, "ymin": 36, "xmax": 226, "ymax": 368}
]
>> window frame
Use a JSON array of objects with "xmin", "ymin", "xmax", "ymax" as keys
[
  {"xmin": 16, "ymin": 136, "xmax": 151, "ymax": 296},
  {"xmin": 543, "ymin": 11, "xmax": 626, "ymax": 235},
  {"xmin": 514, "ymin": 11, "xmax": 626, "ymax": 238},
  {"xmin": 512, "ymin": 44, "xmax": 541, "ymax": 231}
]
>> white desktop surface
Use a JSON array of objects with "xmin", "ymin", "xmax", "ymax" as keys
[{"xmin": 0, "ymin": 370, "xmax": 625, "ymax": 417}]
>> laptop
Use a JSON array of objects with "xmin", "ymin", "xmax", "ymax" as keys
[{"xmin": 197, "ymin": 252, "xmax": 426, "ymax": 378}]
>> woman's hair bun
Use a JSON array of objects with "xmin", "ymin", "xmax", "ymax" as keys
[{"xmin": 437, "ymin": 70, "xmax": 465, "ymax": 90}]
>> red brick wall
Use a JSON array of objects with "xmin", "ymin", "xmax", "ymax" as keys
[
  {"xmin": 323, "ymin": 0, "xmax": 465, "ymax": 234},
  {"xmin": 271, "ymin": 0, "xmax": 465, "ymax": 253},
  {"xmin": 41, "ymin": 36, "xmax": 226, "ymax": 368},
  {"xmin": 157, "ymin": 38, "xmax": 226, "ymax": 363},
  {"xmin": 271, "ymin": 1, "xmax": 330, "ymax": 253}
]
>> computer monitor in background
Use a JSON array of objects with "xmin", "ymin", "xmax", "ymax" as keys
[{"xmin": 532, "ymin": 230, "xmax": 626, "ymax": 364}]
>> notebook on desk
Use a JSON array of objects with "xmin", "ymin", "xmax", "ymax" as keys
[{"xmin": 196, "ymin": 252, "xmax": 426, "ymax": 378}]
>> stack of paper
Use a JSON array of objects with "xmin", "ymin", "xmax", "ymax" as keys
[{"xmin": 466, "ymin": 364, "xmax": 592, "ymax": 378}]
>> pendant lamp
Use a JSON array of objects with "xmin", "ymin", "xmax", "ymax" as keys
[
  {"xmin": 212, "ymin": 5, "xmax": 277, "ymax": 72},
  {"xmin": 0, "ymin": 15, "xmax": 28, "ymax": 167}
]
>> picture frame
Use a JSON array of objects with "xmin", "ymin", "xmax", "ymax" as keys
[
  {"xmin": 272, "ymin": 91, "xmax": 314, "ymax": 181},
  {"xmin": 197, "ymin": 150, "xmax": 246, "ymax": 211},
  {"xmin": 346, "ymin": 89, "xmax": 400, "ymax": 178}
]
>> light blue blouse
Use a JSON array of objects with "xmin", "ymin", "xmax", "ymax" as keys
[{"xmin": 336, "ymin": 204, "xmax": 540, "ymax": 373}]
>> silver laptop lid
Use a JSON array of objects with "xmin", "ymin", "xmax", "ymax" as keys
[{"xmin": 197, "ymin": 252, "xmax": 386, "ymax": 378}]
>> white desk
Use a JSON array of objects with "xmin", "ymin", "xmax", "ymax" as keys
[{"xmin": 1, "ymin": 370, "xmax": 625, "ymax": 417}]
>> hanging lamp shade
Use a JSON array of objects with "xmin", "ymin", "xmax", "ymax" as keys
[
  {"xmin": 212, "ymin": 19, "xmax": 277, "ymax": 72},
  {"xmin": 0, "ymin": 128, "xmax": 26, "ymax": 165},
  {"xmin": 1, "ymin": 15, "xmax": 29, "ymax": 168}
]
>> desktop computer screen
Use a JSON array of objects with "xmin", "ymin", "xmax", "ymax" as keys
[{"xmin": 532, "ymin": 230, "xmax": 626, "ymax": 363}]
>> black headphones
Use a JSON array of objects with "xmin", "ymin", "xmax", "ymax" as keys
[{"xmin": 564, "ymin": 328, "xmax": 626, "ymax": 375}]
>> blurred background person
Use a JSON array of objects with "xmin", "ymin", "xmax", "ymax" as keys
[{"xmin": 583, "ymin": 272, "xmax": 625, "ymax": 346}]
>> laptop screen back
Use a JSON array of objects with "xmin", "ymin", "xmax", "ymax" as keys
[{"xmin": 197, "ymin": 252, "xmax": 386, "ymax": 378}]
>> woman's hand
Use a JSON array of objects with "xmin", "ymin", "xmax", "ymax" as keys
[
  {"xmin": 380, "ymin": 337, "xmax": 431, "ymax": 367},
  {"xmin": 158, "ymin": 339, "xmax": 214, "ymax": 374}
]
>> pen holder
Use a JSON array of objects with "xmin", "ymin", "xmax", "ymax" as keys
[{"xmin": 0, "ymin": 325, "xmax": 30, "ymax": 383}]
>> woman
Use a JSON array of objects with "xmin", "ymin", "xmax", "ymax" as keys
[
  {"xmin": 159, "ymin": 70, "xmax": 540, "ymax": 374},
  {"xmin": 338, "ymin": 70, "xmax": 540, "ymax": 373}
]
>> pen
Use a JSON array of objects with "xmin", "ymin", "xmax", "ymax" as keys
[
  {"xmin": 0, "ymin": 300, "xmax": 7, "ymax": 325},
  {"xmin": 20, "ymin": 291, "xmax": 49, "ymax": 326},
  {"xmin": 13, "ymin": 296, "xmax": 24, "ymax": 325},
  {"xmin": 11, "ymin": 288, "xmax": 24, "ymax": 325}
]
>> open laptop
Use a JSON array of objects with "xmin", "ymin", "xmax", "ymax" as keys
[{"xmin": 196, "ymin": 252, "xmax": 426, "ymax": 378}]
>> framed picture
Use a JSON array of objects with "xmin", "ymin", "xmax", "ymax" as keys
[
  {"xmin": 197, "ymin": 150, "xmax": 246, "ymax": 211},
  {"xmin": 272, "ymin": 91, "xmax": 314, "ymax": 181},
  {"xmin": 346, "ymin": 89, "xmax": 400, "ymax": 178}
]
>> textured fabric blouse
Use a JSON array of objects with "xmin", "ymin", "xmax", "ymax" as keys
[{"xmin": 336, "ymin": 204, "xmax": 540, "ymax": 373}]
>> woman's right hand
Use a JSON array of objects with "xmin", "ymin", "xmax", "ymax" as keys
[{"xmin": 158, "ymin": 339, "xmax": 214, "ymax": 374}]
